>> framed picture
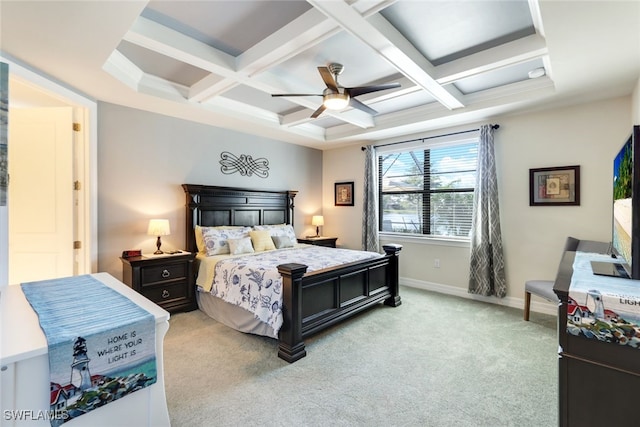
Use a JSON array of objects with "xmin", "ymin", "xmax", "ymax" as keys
[
  {"xmin": 335, "ymin": 182, "xmax": 354, "ymax": 206},
  {"xmin": 529, "ymin": 165, "xmax": 580, "ymax": 206}
]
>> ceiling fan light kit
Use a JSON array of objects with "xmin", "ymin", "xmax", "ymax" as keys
[
  {"xmin": 323, "ymin": 92, "xmax": 350, "ymax": 110},
  {"xmin": 272, "ymin": 63, "xmax": 400, "ymax": 118}
]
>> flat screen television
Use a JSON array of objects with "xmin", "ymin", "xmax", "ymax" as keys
[{"xmin": 592, "ymin": 125, "xmax": 640, "ymax": 279}]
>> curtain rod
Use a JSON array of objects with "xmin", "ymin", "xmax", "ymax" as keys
[{"xmin": 361, "ymin": 124, "xmax": 499, "ymax": 151}]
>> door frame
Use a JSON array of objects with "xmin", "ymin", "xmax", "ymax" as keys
[{"xmin": 1, "ymin": 54, "xmax": 97, "ymax": 281}]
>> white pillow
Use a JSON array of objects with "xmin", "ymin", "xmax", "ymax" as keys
[
  {"xmin": 196, "ymin": 225, "xmax": 248, "ymax": 254},
  {"xmin": 227, "ymin": 237, "xmax": 255, "ymax": 255},
  {"xmin": 201, "ymin": 227, "xmax": 251, "ymax": 256}
]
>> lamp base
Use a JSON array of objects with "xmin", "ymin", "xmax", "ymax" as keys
[{"xmin": 155, "ymin": 236, "xmax": 164, "ymax": 255}]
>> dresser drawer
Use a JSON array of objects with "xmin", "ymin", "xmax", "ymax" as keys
[
  {"xmin": 141, "ymin": 263, "xmax": 187, "ymax": 284},
  {"xmin": 141, "ymin": 280, "xmax": 188, "ymax": 304}
]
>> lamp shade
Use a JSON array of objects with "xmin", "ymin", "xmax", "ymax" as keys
[
  {"xmin": 147, "ymin": 219, "xmax": 171, "ymax": 236},
  {"xmin": 312, "ymin": 215, "xmax": 324, "ymax": 226}
]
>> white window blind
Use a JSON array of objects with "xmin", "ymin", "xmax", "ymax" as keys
[{"xmin": 378, "ymin": 140, "xmax": 478, "ymax": 238}]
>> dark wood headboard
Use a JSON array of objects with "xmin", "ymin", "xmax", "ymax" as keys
[{"xmin": 182, "ymin": 184, "xmax": 298, "ymax": 254}]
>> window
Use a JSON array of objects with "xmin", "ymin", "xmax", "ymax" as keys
[{"xmin": 378, "ymin": 140, "xmax": 478, "ymax": 239}]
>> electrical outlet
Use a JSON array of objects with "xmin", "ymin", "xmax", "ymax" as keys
[{"xmin": 434, "ymin": 258, "xmax": 440, "ymax": 268}]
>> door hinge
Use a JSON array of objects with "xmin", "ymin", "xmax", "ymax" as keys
[
  {"xmin": 73, "ymin": 123, "xmax": 81, "ymax": 132},
  {"xmin": 74, "ymin": 181, "xmax": 81, "ymax": 190},
  {"xmin": 74, "ymin": 241, "xmax": 82, "ymax": 249}
]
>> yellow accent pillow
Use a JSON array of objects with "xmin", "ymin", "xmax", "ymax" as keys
[{"xmin": 250, "ymin": 230, "xmax": 276, "ymax": 252}]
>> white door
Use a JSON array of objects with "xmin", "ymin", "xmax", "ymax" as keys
[{"xmin": 8, "ymin": 107, "xmax": 74, "ymax": 284}]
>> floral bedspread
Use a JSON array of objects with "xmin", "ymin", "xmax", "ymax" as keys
[{"xmin": 210, "ymin": 246, "xmax": 382, "ymax": 333}]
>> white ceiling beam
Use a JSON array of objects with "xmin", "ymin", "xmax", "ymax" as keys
[
  {"xmin": 237, "ymin": 8, "xmax": 340, "ymax": 77},
  {"xmin": 189, "ymin": 74, "xmax": 237, "ymax": 103},
  {"xmin": 188, "ymin": 3, "xmax": 391, "ymax": 127},
  {"xmin": 528, "ymin": 0, "xmax": 546, "ymax": 38},
  {"xmin": 434, "ymin": 34, "xmax": 548, "ymax": 85},
  {"xmin": 281, "ymin": 109, "xmax": 317, "ymax": 127},
  {"xmin": 102, "ymin": 50, "xmax": 144, "ymax": 92},
  {"xmin": 238, "ymin": 0, "xmax": 396, "ymax": 77},
  {"xmin": 199, "ymin": 96, "xmax": 327, "ymax": 141},
  {"xmin": 308, "ymin": 0, "xmax": 465, "ymax": 110},
  {"xmin": 124, "ymin": 16, "xmax": 236, "ymax": 77},
  {"xmin": 324, "ymin": 77, "xmax": 555, "ymax": 142}
]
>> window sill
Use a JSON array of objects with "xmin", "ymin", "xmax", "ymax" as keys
[{"xmin": 379, "ymin": 232, "xmax": 470, "ymax": 248}]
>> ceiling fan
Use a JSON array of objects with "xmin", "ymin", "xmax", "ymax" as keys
[{"xmin": 271, "ymin": 63, "xmax": 400, "ymax": 118}]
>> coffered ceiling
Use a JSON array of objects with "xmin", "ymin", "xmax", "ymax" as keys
[{"xmin": 1, "ymin": 1, "xmax": 639, "ymax": 149}]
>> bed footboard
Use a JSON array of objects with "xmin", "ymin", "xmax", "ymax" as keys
[{"xmin": 277, "ymin": 244, "xmax": 402, "ymax": 363}]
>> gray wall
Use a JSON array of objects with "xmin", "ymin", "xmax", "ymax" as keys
[
  {"xmin": 323, "ymin": 96, "xmax": 632, "ymax": 313},
  {"xmin": 98, "ymin": 102, "xmax": 323, "ymax": 280}
]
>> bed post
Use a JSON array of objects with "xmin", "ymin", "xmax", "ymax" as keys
[
  {"xmin": 382, "ymin": 244, "xmax": 402, "ymax": 307},
  {"xmin": 277, "ymin": 263, "xmax": 308, "ymax": 363}
]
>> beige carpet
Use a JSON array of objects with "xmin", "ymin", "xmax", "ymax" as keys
[{"xmin": 163, "ymin": 286, "xmax": 557, "ymax": 426}]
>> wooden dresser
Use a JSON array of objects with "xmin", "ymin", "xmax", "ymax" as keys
[
  {"xmin": 553, "ymin": 238, "xmax": 640, "ymax": 427},
  {"xmin": 0, "ymin": 273, "xmax": 170, "ymax": 427}
]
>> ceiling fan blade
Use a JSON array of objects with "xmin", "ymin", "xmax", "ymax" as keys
[
  {"xmin": 349, "ymin": 98, "xmax": 378, "ymax": 116},
  {"xmin": 310, "ymin": 104, "xmax": 326, "ymax": 118},
  {"xmin": 271, "ymin": 94, "xmax": 322, "ymax": 97},
  {"xmin": 346, "ymin": 83, "xmax": 401, "ymax": 98},
  {"xmin": 318, "ymin": 67, "xmax": 338, "ymax": 92}
]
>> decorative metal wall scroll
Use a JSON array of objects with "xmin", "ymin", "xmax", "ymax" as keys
[{"xmin": 219, "ymin": 151, "xmax": 269, "ymax": 178}]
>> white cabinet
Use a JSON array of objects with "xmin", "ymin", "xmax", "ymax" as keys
[{"xmin": 0, "ymin": 273, "xmax": 170, "ymax": 427}]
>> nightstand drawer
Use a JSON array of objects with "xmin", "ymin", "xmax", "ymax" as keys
[
  {"xmin": 141, "ymin": 280, "xmax": 188, "ymax": 304},
  {"xmin": 120, "ymin": 252, "xmax": 197, "ymax": 313},
  {"xmin": 141, "ymin": 263, "xmax": 187, "ymax": 284}
]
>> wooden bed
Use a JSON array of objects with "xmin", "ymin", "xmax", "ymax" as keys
[{"xmin": 182, "ymin": 184, "xmax": 402, "ymax": 363}]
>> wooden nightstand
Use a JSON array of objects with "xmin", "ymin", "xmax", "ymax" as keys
[
  {"xmin": 297, "ymin": 236, "xmax": 338, "ymax": 248},
  {"xmin": 120, "ymin": 252, "xmax": 196, "ymax": 313}
]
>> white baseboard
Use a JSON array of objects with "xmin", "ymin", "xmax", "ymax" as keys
[{"xmin": 399, "ymin": 277, "xmax": 558, "ymax": 317}]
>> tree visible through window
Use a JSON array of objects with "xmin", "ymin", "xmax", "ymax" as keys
[{"xmin": 379, "ymin": 142, "xmax": 478, "ymax": 238}]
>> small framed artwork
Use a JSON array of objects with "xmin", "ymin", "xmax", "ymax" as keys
[
  {"xmin": 335, "ymin": 181, "xmax": 354, "ymax": 206},
  {"xmin": 529, "ymin": 165, "xmax": 580, "ymax": 206}
]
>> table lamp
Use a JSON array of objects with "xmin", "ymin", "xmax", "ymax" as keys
[
  {"xmin": 312, "ymin": 215, "xmax": 324, "ymax": 237},
  {"xmin": 148, "ymin": 219, "xmax": 170, "ymax": 254}
]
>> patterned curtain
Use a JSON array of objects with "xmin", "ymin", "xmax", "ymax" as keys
[
  {"xmin": 468, "ymin": 125, "xmax": 506, "ymax": 297},
  {"xmin": 362, "ymin": 145, "xmax": 380, "ymax": 252}
]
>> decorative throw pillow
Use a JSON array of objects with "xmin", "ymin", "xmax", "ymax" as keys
[
  {"xmin": 201, "ymin": 227, "xmax": 250, "ymax": 256},
  {"xmin": 227, "ymin": 237, "xmax": 255, "ymax": 255},
  {"xmin": 272, "ymin": 235, "xmax": 294, "ymax": 249},
  {"xmin": 253, "ymin": 224, "xmax": 297, "ymax": 243},
  {"xmin": 250, "ymin": 230, "xmax": 276, "ymax": 252}
]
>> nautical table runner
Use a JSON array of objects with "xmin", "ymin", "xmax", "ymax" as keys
[
  {"xmin": 20, "ymin": 275, "xmax": 157, "ymax": 426},
  {"xmin": 567, "ymin": 251, "xmax": 640, "ymax": 349}
]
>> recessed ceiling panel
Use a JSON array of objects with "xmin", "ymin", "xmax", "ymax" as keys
[
  {"xmin": 117, "ymin": 40, "xmax": 211, "ymax": 87},
  {"xmin": 381, "ymin": 0, "xmax": 535, "ymax": 65},
  {"xmin": 269, "ymin": 30, "xmax": 401, "ymax": 93},
  {"xmin": 453, "ymin": 58, "xmax": 546, "ymax": 94},
  {"xmin": 224, "ymin": 84, "xmax": 301, "ymax": 114},
  {"xmin": 368, "ymin": 90, "xmax": 438, "ymax": 115},
  {"xmin": 143, "ymin": 1, "xmax": 312, "ymax": 56}
]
